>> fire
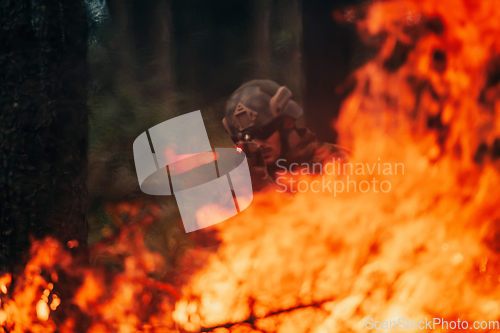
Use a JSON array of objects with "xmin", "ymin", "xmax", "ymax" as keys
[
  {"xmin": 36, "ymin": 300, "xmax": 49, "ymax": 322},
  {"xmin": 0, "ymin": 275, "xmax": 11, "ymax": 295},
  {"xmin": 0, "ymin": 202, "xmax": 178, "ymax": 333},
  {"xmin": 3, "ymin": 0, "xmax": 500, "ymax": 332},
  {"xmin": 172, "ymin": 0, "xmax": 500, "ymax": 332}
]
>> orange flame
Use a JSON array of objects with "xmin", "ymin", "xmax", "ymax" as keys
[
  {"xmin": 172, "ymin": 0, "xmax": 500, "ymax": 332},
  {"xmin": 0, "ymin": 202, "xmax": 178, "ymax": 333}
]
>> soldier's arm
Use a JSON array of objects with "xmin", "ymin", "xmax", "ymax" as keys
[
  {"xmin": 314, "ymin": 142, "xmax": 352, "ymax": 163},
  {"xmin": 236, "ymin": 141, "xmax": 276, "ymax": 192}
]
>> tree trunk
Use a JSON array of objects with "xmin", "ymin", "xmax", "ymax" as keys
[
  {"xmin": 276, "ymin": 0, "xmax": 303, "ymax": 104},
  {"xmin": 0, "ymin": 0, "xmax": 88, "ymax": 272},
  {"xmin": 146, "ymin": 0, "xmax": 176, "ymax": 101},
  {"xmin": 253, "ymin": 0, "xmax": 272, "ymax": 78}
]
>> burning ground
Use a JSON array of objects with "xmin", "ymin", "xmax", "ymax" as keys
[{"xmin": 3, "ymin": 0, "xmax": 500, "ymax": 332}]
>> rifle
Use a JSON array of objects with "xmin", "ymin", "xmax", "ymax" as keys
[{"xmin": 235, "ymin": 135, "xmax": 265, "ymax": 169}]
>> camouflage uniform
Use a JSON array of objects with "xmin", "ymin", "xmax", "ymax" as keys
[
  {"xmin": 257, "ymin": 127, "xmax": 351, "ymax": 191},
  {"xmin": 222, "ymin": 80, "xmax": 351, "ymax": 191}
]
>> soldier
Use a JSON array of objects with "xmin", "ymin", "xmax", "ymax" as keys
[{"xmin": 222, "ymin": 80, "xmax": 351, "ymax": 191}]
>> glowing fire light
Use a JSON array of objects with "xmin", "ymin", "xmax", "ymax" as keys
[
  {"xmin": 67, "ymin": 240, "xmax": 79, "ymax": 249},
  {"xmin": 0, "ymin": 275, "xmax": 10, "ymax": 295},
  {"xmin": 36, "ymin": 300, "xmax": 49, "ymax": 321},
  {"xmin": 50, "ymin": 295, "xmax": 60, "ymax": 311},
  {"xmin": 171, "ymin": 0, "xmax": 500, "ymax": 332}
]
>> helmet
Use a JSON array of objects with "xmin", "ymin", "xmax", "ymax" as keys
[{"xmin": 222, "ymin": 80, "xmax": 303, "ymax": 142}]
